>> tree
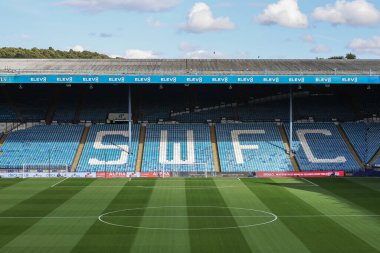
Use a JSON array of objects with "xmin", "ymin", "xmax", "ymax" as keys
[
  {"xmin": 0, "ymin": 47, "xmax": 110, "ymax": 59},
  {"xmin": 345, "ymin": 53, "xmax": 356, "ymax": 60}
]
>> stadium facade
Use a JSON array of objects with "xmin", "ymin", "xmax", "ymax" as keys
[{"xmin": 0, "ymin": 59, "xmax": 379, "ymax": 177}]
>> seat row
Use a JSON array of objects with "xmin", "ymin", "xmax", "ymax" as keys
[{"xmin": 0, "ymin": 123, "xmax": 378, "ymax": 172}]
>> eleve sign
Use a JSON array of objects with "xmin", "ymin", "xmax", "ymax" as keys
[
  {"xmin": 56, "ymin": 77, "xmax": 73, "ymax": 83},
  {"xmin": 30, "ymin": 76, "xmax": 47, "ymax": 83},
  {"xmin": 0, "ymin": 75, "xmax": 378, "ymax": 85},
  {"xmin": 82, "ymin": 76, "xmax": 99, "ymax": 83}
]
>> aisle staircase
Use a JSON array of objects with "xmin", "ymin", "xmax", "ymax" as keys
[
  {"xmin": 369, "ymin": 148, "xmax": 380, "ymax": 166},
  {"xmin": 278, "ymin": 124, "xmax": 300, "ymax": 172},
  {"xmin": 71, "ymin": 126, "xmax": 90, "ymax": 172},
  {"xmin": 336, "ymin": 124, "xmax": 365, "ymax": 170},
  {"xmin": 210, "ymin": 125, "xmax": 221, "ymax": 172},
  {"xmin": 135, "ymin": 125, "xmax": 146, "ymax": 172}
]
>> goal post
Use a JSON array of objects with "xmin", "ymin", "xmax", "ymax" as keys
[{"xmin": 159, "ymin": 163, "xmax": 214, "ymax": 178}]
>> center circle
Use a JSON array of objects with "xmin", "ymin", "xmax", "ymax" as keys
[{"xmin": 98, "ymin": 206, "xmax": 278, "ymax": 231}]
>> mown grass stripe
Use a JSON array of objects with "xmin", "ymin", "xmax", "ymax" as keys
[
  {"xmin": 0, "ymin": 178, "xmax": 23, "ymax": 189},
  {"xmin": 272, "ymin": 177, "xmax": 380, "ymax": 251},
  {"xmin": 0, "ymin": 178, "xmax": 128, "ymax": 253},
  {"xmin": 0, "ymin": 178, "xmax": 95, "ymax": 249},
  {"xmin": 71, "ymin": 178, "xmax": 156, "ymax": 253},
  {"xmin": 312, "ymin": 178, "xmax": 380, "ymax": 214},
  {"xmin": 185, "ymin": 178, "xmax": 252, "ymax": 253},
  {"xmin": 242, "ymin": 178, "xmax": 379, "ymax": 253},
  {"xmin": 129, "ymin": 179, "xmax": 190, "ymax": 253},
  {"xmin": 0, "ymin": 179, "xmax": 61, "ymax": 214},
  {"xmin": 214, "ymin": 178, "xmax": 313, "ymax": 253},
  {"xmin": 347, "ymin": 178, "xmax": 380, "ymax": 192}
]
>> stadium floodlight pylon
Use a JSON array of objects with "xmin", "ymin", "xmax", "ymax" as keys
[{"xmin": 22, "ymin": 164, "xmax": 69, "ymax": 178}]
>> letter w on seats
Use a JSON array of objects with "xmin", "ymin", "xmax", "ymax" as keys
[{"xmin": 159, "ymin": 130, "xmax": 195, "ymax": 164}]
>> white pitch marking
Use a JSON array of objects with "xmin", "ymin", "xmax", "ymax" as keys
[
  {"xmin": 50, "ymin": 177, "xmax": 70, "ymax": 188},
  {"xmin": 0, "ymin": 214, "xmax": 379, "ymax": 219},
  {"xmin": 300, "ymin": 177, "xmax": 319, "ymax": 187},
  {"xmin": 53, "ymin": 185, "xmax": 243, "ymax": 189}
]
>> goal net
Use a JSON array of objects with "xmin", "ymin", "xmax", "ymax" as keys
[{"xmin": 159, "ymin": 163, "xmax": 216, "ymax": 178}]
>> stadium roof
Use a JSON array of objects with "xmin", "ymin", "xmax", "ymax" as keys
[{"xmin": 0, "ymin": 59, "xmax": 380, "ymax": 76}]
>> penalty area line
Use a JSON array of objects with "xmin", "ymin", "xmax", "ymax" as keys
[
  {"xmin": 300, "ymin": 177, "xmax": 319, "ymax": 187},
  {"xmin": 50, "ymin": 177, "xmax": 70, "ymax": 188}
]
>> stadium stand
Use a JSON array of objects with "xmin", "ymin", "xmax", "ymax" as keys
[
  {"xmin": 342, "ymin": 122, "xmax": 380, "ymax": 163},
  {"xmin": 79, "ymin": 87, "xmax": 130, "ymax": 123},
  {"xmin": 238, "ymin": 100, "xmax": 289, "ymax": 122},
  {"xmin": 76, "ymin": 124, "xmax": 139, "ymax": 172},
  {"xmin": 0, "ymin": 60, "xmax": 379, "ymax": 174},
  {"xmin": 0, "ymin": 88, "xmax": 18, "ymax": 122},
  {"xmin": 53, "ymin": 87, "xmax": 80, "ymax": 123},
  {"xmin": 285, "ymin": 123, "xmax": 359, "ymax": 171},
  {"xmin": 296, "ymin": 95, "xmax": 356, "ymax": 122},
  {"xmin": 141, "ymin": 124, "xmax": 214, "ymax": 172},
  {"xmin": 216, "ymin": 123, "xmax": 293, "ymax": 172},
  {"xmin": 173, "ymin": 105, "xmax": 237, "ymax": 123},
  {"xmin": 11, "ymin": 87, "xmax": 50, "ymax": 122},
  {"xmin": 0, "ymin": 125, "xmax": 84, "ymax": 169}
]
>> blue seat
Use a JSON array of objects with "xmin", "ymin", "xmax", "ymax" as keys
[
  {"xmin": 342, "ymin": 122, "xmax": 380, "ymax": 163},
  {"xmin": 141, "ymin": 124, "xmax": 214, "ymax": 172},
  {"xmin": 76, "ymin": 124, "xmax": 139, "ymax": 172},
  {"xmin": 285, "ymin": 123, "xmax": 359, "ymax": 171},
  {"xmin": 0, "ymin": 125, "xmax": 84, "ymax": 170},
  {"xmin": 216, "ymin": 123, "xmax": 293, "ymax": 172}
]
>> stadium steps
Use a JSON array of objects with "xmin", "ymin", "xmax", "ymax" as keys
[
  {"xmin": 210, "ymin": 124, "xmax": 221, "ymax": 172},
  {"xmin": 135, "ymin": 125, "xmax": 146, "ymax": 172},
  {"xmin": 337, "ymin": 124, "xmax": 365, "ymax": 170},
  {"xmin": 45, "ymin": 87, "xmax": 63, "ymax": 124},
  {"xmin": 71, "ymin": 126, "xmax": 90, "ymax": 172},
  {"xmin": 0, "ymin": 133, "xmax": 9, "ymax": 148},
  {"xmin": 278, "ymin": 124, "xmax": 300, "ymax": 172},
  {"xmin": 368, "ymin": 148, "xmax": 380, "ymax": 166}
]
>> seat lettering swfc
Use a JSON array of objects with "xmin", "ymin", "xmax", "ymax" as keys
[
  {"xmin": 232, "ymin": 130, "xmax": 265, "ymax": 164},
  {"xmin": 89, "ymin": 131, "xmax": 130, "ymax": 165},
  {"xmin": 159, "ymin": 130, "xmax": 195, "ymax": 164},
  {"xmin": 296, "ymin": 129, "xmax": 346, "ymax": 163}
]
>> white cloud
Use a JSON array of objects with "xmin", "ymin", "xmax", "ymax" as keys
[
  {"xmin": 348, "ymin": 36, "xmax": 380, "ymax": 55},
  {"xmin": 70, "ymin": 45, "xmax": 85, "ymax": 52},
  {"xmin": 20, "ymin": 34, "xmax": 32, "ymax": 41},
  {"xmin": 184, "ymin": 49, "xmax": 224, "ymax": 59},
  {"xmin": 61, "ymin": 0, "xmax": 180, "ymax": 12},
  {"xmin": 146, "ymin": 16, "xmax": 162, "ymax": 28},
  {"xmin": 310, "ymin": 44, "xmax": 330, "ymax": 53},
  {"xmin": 303, "ymin": 34, "xmax": 315, "ymax": 43},
  {"xmin": 313, "ymin": 0, "xmax": 380, "ymax": 26},
  {"xmin": 256, "ymin": 0, "xmax": 308, "ymax": 28},
  {"xmin": 182, "ymin": 2, "xmax": 235, "ymax": 33},
  {"xmin": 179, "ymin": 41, "xmax": 199, "ymax": 52},
  {"xmin": 124, "ymin": 49, "xmax": 160, "ymax": 59}
]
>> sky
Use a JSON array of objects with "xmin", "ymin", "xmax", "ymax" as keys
[{"xmin": 0, "ymin": 0, "xmax": 380, "ymax": 59}]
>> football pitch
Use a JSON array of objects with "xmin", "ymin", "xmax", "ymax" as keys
[{"xmin": 0, "ymin": 177, "xmax": 379, "ymax": 253}]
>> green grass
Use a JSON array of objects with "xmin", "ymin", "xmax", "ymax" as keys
[{"xmin": 0, "ymin": 177, "xmax": 379, "ymax": 253}]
